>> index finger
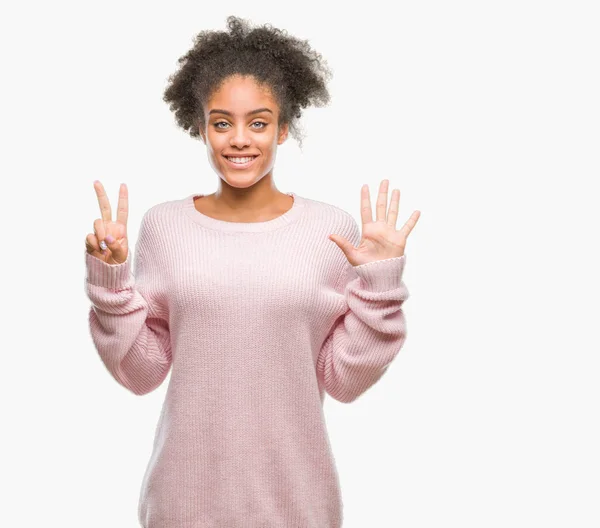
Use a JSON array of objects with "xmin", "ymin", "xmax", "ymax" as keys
[
  {"xmin": 360, "ymin": 184, "xmax": 373, "ymax": 225},
  {"xmin": 116, "ymin": 183, "xmax": 128, "ymax": 227},
  {"xmin": 93, "ymin": 180, "xmax": 112, "ymax": 223}
]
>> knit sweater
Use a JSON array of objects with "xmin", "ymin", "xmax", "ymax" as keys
[{"xmin": 84, "ymin": 191, "xmax": 409, "ymax": 528}]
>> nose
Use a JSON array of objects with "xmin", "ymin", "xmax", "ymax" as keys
[{"xmin": 229, "ymin": 125, "xmax": 251, "ymax": 149}]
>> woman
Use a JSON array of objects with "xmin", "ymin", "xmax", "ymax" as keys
[{"xmin": 84, "ymin": 15, "xmax": 420, "ymax": 528}]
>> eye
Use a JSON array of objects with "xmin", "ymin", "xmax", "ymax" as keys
[{"xmin": 212, "ymin": 121, "xmax": 268, "ymax": 130}]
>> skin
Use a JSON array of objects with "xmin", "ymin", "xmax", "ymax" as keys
[
  {"xmin": 85, "ymin": 75, "xmax": 421, "ymax": 266},
  {"xmin": 196, "ymin": 74, "xmax": 293, "ymax": 222},
  {"xmin": 86, "ymin": 180, "xmax": 129, "ymax": 265},
  {"xmin": 328, "ymin": 181, "xmax": 421, "ymax": 267}
]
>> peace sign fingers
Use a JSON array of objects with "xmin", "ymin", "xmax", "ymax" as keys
[
  {"xmin": 93, "ymin": 181, "xmax": 128, "ymax": 228},
  {"xmin": 116, "ymin": 183, "xmax": 129, "ymax": 227},
  {"xmin": 94, "ymin": 180, "xmax": 113, "ymax": 223}
]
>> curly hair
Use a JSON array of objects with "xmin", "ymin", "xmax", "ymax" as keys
[{"xmin": 163, "ymin": 15, "xmax": 333, "ymax": 149}]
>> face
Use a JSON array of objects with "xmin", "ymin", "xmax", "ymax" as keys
[{"xmin": 199, "ymin": 74, "xmax": 289, "ymax": 188}]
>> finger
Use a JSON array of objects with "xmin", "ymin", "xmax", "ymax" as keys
[
  {"xmin": 387, "ymin": 189, "xmax": 400, "ymax": 228},
  {"xmin": 360, "ymin": 184, "xmax": 373, "ymax": 226},
  {"xmin": 376, "ymin": 179, "xmax": 389, "ymax": 222},
  {"xmin": 94, "ymin": 180, "xmax": 112, "ymax": 223},
  {"xmin": 85, "ymin": 233, "xmax": 100, "ymax": 254},
  {"xmin": 103, "ymin": 233, "xmax": 126, "ymax": 263},
  {"xmin": 399, "ymin": 210, "xmax": 421, "ymax": 239},
  {"xmin": 85, "ymin": 234, "xmax": 105, "ymax": 260},
  {"xmin": 93, "ymin": 218, "xmax": 107, "ymax": 251},
  {"xmin": 328, "ymin": 233, "xmax": 354, "ymax": 258},
  {"xmin": 116, "ymin": 183, "xmax": 128, "ymax": 227}
]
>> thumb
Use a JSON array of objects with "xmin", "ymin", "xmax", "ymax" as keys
[
  {"xmin": 103, "ymin": 234, "xmax": 127, "ymax": 263},
  {"xmin": 328, "ymin": 233, "xmax": 355, "ymax": 259}
]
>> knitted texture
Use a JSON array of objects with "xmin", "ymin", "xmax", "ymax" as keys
[{"xmin": 84, "ymin": 191, "xmax": 410, "ymax": 528}]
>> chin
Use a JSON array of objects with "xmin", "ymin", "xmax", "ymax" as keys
[{"xmin": 219, "ymin": 174, "xmax": 263, "ymax": 189}]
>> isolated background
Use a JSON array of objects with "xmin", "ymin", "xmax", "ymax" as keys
[{"xmin": 1, "ymin": 1, "xmax": 599, "ymax": 527}]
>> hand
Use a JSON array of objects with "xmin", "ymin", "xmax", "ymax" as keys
[
  {"xmin": 328, "ymin": 180, "xmax": 421, "ymax": 267},
  {"xmin": 85, "ymin": 181, "xmax": 129, "ymax": 265}
]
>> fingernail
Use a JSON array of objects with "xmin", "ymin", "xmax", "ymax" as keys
[{"xmin": 105, "ymin": 234, "xmax": 114, "ymax": 243}]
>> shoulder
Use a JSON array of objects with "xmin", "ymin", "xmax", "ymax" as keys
[
  {"xmin": 134, "ymin": 197, "xmax": 184, "ymax": 243},
  {"xmin": 302, "ymin": 195, "xmax": 357, "ymax": 226},
  {"xmin": 140, "ymin": 196, "xmax": 183, "ymax": 224},
  {"xmin": 134, "ymin": 197, "xmax": 182, "ymax": 258},
  {"xmin": 303, "ymin": 195, "xmax": 361, "ymax": 243}
]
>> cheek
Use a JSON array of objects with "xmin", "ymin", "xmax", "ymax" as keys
[
  {"xmin": 258, "ymin": 135, "xmax": 277, "ymax": 152},
  {"xmin": 206, "ymin": 136, "xmax": 226, "ymax": 156}
]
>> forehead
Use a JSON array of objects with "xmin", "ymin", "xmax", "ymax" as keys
[{"xmin": 206, "ymin": 75, "xmax": 278, "ymax": 114}]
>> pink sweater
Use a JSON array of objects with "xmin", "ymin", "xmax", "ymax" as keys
[{"xmin": 84, "ymin": 191, "xmax": 409, "ymax": 528}]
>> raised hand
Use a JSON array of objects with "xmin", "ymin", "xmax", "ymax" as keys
[
  {"xmin": 328, "ymin": 179, "xmax": 421, "ymax": 267},
  {"xmin": 85, "ymin": 181, "xmax": 129, "ymax": 265}
]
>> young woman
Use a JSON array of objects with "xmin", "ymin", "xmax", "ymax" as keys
[{"xmin": 84, "ymin": 15, "xmax": 420, "ymax": 528}]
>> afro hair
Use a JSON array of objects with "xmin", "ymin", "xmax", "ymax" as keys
[{"xmin": 163, "ymin": 15, "xmax": 333, "ymax": 149}]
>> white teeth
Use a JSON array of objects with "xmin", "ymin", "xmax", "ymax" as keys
[{"xmin": 226, "ymin": 156, "xmax": 256, "ymax": 164}]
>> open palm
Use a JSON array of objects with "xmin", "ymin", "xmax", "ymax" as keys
[{"xmin": 329, "ymin": 179, "xmax": 420, "ymax": 267}]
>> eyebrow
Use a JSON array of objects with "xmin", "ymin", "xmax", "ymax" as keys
[{"xmin": 208, "ymin": 107, "xmax": 273, "ymax": 117}]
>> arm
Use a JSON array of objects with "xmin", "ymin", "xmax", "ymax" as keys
[
  {"xmin": 84, "ymin": 210, "xmax": 172, "ymax": 396},
  {"xmin": 316, "ymin": 222, "xmax": 409, "ymax": 404}
]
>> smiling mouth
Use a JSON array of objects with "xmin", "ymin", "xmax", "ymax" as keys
[{"xmin": 223, "ymin": 155, "xmax": 259, "ymax": 169}]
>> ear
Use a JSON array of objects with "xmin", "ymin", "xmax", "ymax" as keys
[
  {"xmin": 277, "ymin": 122, "xmax": 289, "ymax": 145},
  {"xmin": 199, "ymin": 123, "xmax": 206, "ymax": 144}
]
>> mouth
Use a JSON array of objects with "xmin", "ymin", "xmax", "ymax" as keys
[{"xmin": 222, "ymin": 155, "xmax": 259, "ymax": 169}]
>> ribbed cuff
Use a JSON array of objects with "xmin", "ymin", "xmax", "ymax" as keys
[
  {"xmin": 85, "ymin": 250, "xmax": 132, "ymax": 290},
  {"xmin": 353, "ymin": 255, "xmax": 406, "ymax": 292}
]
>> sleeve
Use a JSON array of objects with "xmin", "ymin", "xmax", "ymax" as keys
[
  {"xmin": 316, "ymin": 218, "xmax": 409, "ymax": 404},
  {"xmin": 84, "ymin": 210, "xmax": 172, "ymax": 396}
]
